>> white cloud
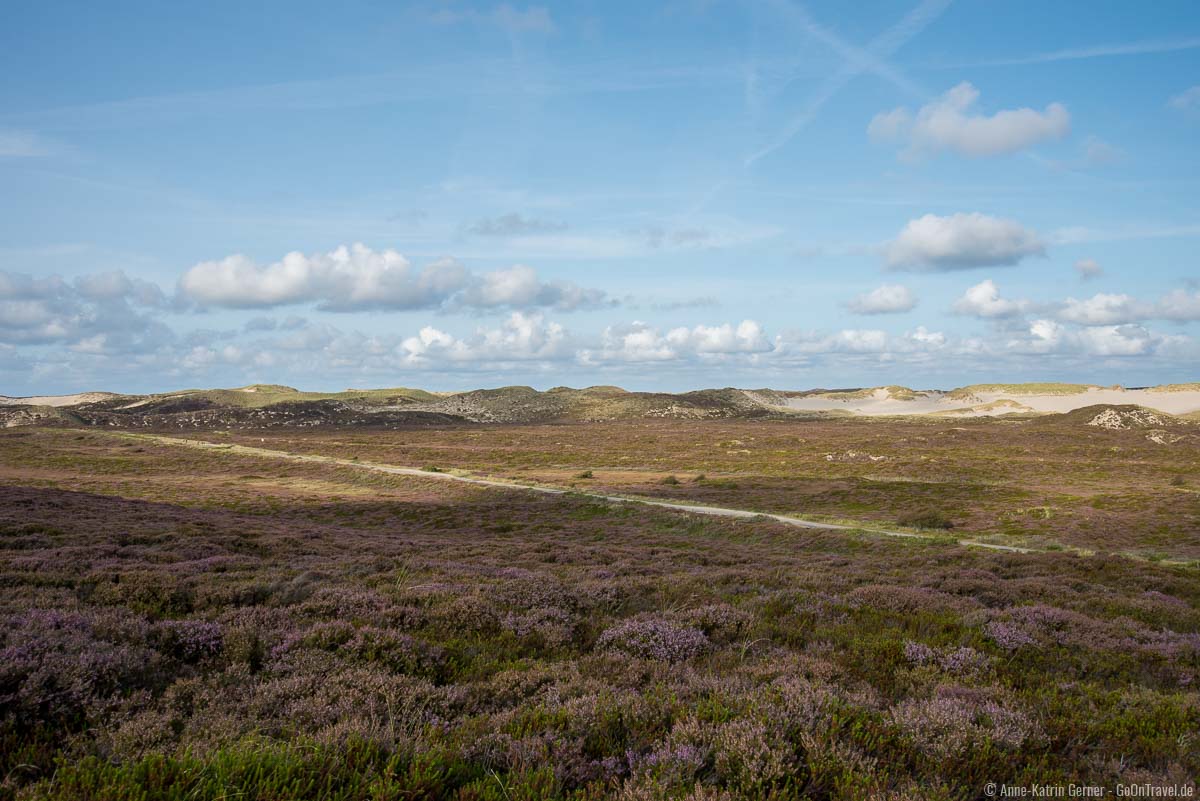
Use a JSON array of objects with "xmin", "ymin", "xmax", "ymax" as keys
[
  {"xmin": 0, "ymin": 269, "xmax": 168, "ymax": 350},
  {"xmin": 847, "ymin": 284, "xmax": 917, "ymax": 314},
  {"xmin": 399, "ymin": 312, "xmax": 570, "ymax": 365},
  {"xmin": 179, "ymin": 244, "xmax": 609, "ymax": 312},
  {"xmin": 1157, "ymin": 289, "xmax": 1200, "ymax": 322},
  {"xmin": 952, "ymin": 280, "xmax": 1030, "ymax": 318},
  {"xmin": 1169, "ymin": 85, "xmax": 1200, "ymax": 112},
  {"xmin": 773, "ymin": 327, "xmax": 950, "ymax": 363},
  {"xmin": 456, "ymin": 264, "xmax": 610, "ymax": 311},
  {"xmin": 1074, "ymin": 258, "xmax": 1103, "ymax": 280},
  {"xmin": 1050, "ymin": 289, "xmax": 1200, "ymax": 325},
  {"xmin": 1058, "ymin": 293, "xmax": 1148, "ymax": 325},
  {"xmin": 1010, "ymin": 318, "xmax": 1169, "ymax": 357},
  {"xmin": 179, "ymin": 245, "xmax": 464, "ymax": 310},
  {"xmin": 1073, "ymin": 325, "xmax": 1158, "ymax": 356},
  {"xmin": 870, "ymin": 82, "xmax": 1069, "ymax": 159},
  {"xmin": 670, "ymin": 320, "xmax": 771, "ymax": 354},
  {"xmin": 581, "ymin": 319, "xmax": 771, "ymax": 364},
  {"xmin": 887, "ymin": 213, "xmax": 1045, "ymax": 271},
  {"xmin": 866, "ymin": 108, "xmax": 911, "ymax": 141}
]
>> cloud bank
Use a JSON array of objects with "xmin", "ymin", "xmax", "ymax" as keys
[{"xmin": 179, "ymin": 244, "xmax": 610, "ymax": 312}]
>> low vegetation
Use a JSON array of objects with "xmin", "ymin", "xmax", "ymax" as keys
[
  {"xmin": 195, "ymin": 414, "xmax": 1200, "ymax": 560},
  {"xmin": 0, "ymin": 428, "xmax": 1197, "ymax": 799}
]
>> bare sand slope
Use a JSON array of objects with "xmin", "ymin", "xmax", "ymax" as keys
[
  {"xmin": 778, "ymin": 386, "xmax": 1200, "ymax": 417},
  {"xmin": 0, "ymin": 392, "xmax": 121, "ymax": 407}
]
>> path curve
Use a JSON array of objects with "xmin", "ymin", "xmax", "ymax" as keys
[{"xmin": 115, "ymin": 432, "xmax": 1034, "ymax": 554}]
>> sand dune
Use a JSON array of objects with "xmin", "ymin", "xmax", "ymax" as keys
[
  {"xmin": 0, "ymin": 392, "xmax": 121, "ymax": 408},
  {"xmin": 778, "ymin": 385, "xmax": 1200, "ymax": 417}
]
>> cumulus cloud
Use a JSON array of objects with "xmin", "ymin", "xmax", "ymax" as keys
[
  {"xmin": 870, "ymin": 82, "xmax": 1068, "ymax": 159},
  {"xmin": 1157, "ymin": 289, "xmax": 1200, "ymax": 321},
  {"xmin": 1058, "ymin": 293, "xmax": 1148, "ymax": 325},
  {"xmin": 179, "ymin": 245, "xmax": 465, "ymax": 311},
  {"xmin": 886, "ymin": 213, "xmax": 1045, "ymax": 271},
  {"xmin": 1051, "ymin": 289, "xmax": 1200, "ymax": 325},
  {"xmin": 773, "ymin": 327, "xmax": 949, "ymax": 363},
  {"xmin": 952, "ymin": 280, "xmax": 1030, "ymax": 318},
  {"xmin": 455, "ymin": 265, "xmax": 611, "ymax": 311},
  {"xmin": 1013, "ymin": 319, "xmax": 1162, "ymax": 357},
  {"xmin": 581, "ymin": 320, "xmax": 771, "ymax": 364},
  {"xmin": 398, "ymin": 312, "xmax": 570, "ymax": 366},
  {"xmin": 179, "ymin": 244, "xmax": 610, "ymax": 312},
  {"xmin": 467, "ymin": 213, "xmax": 568, "ymax": 237},
  {"xmin": 847, "ymin": 284, "xmax": 917, "ymax": 315},
  {"xmin": 0, "ymin": 269, "xmax": 169, "ymax": 351},
  {"xmin": 1074, "ymin": 258, "xmax": 1103, "ymax": 280}
]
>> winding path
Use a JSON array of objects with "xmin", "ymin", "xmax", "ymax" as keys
[{"xmin": 114, "ymin": 432, "xmax": 1034, "ymax": 554}]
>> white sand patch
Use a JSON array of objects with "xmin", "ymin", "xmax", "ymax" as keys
[
  {"xmin": 773, "ymin": 386, "xmax": 1200, "ymax": 417},
  {"xmin": 0, "ymin": 392, "xmax": 121, "ymax": 408}
]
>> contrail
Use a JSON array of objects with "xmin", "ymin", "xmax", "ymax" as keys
[
  {"xmin": 764, "ymin": 0, "xmax": 930, "ymax": 100},
  {"xmin": 746, "ymin": 0, "xmax": 953, "ymax": 166},
  {"xmin": 951, "ymin": 36, "xmax": 1200, "ymax": 68}
]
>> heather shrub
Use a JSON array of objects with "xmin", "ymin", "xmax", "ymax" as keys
[
  {"xmin": 597, "ymin": 617, "xmax": 709, "ymax": 662},
  {"xmin": 711, "ymin": 717, "xmax": 797, "ymax": 794},
  {"xmin": 903, "ymin": 641, "xmax": 990, "ymax": 676},
  {"xmin": 681, "ymin": 603, "xmax": 752, "ymax": 642},
  {"xmin": 897, "ymin": 510, "xmax": 955, "ymax": 530},
  {"xmin": 82, "ymin": 572, "xmax": 195, "ymax": 618},
  {"xmin": 152, "ymin": 619, "xmax": 223, "ymax": 663},
  {"xmin": 983, "ymin": 620, "xmax": 1036, "ymax": 651},
  {"xmin": 0, "ymin": 609, "xmax": 160, "ymax": 729},
  {"xmin": 502, "ymin": 607, "xmax": 578, "ymax": 647},
  {"xmin": 891, "ymin": 685, "xmax": 1043, "ymax": 759},
  {"xmin": 626, "ymin": 741, "xmax": 708, "ymax": 787},
  {"xmin": 845, "ymin": 584, "xmax": 980, "ymax": 616}
]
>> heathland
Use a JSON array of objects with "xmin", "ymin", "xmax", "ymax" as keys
[{"xmin": 0, "ymin": 383, "xmax": 1197, "ymax": 799}]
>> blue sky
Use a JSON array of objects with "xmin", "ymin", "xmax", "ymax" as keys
[{"xmin": 2, "ymin": 0, "xmax": 1198, "ymax": 394}]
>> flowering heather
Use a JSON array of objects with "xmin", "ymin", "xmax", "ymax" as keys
[
  {"xmin": 681, "ymin": 603, "xmax": 753, "ymax": 641},
  {"xmin": 501, "ymin": 606, "xmax": 577, "ymax": 646},
  {"xmin": 1, "ymin": 427, "xmax": 1199, "ymax": 799},
  {"xmin": 627, "ymin": 741, "xmax": 708, "ymax": 786},
  {"xmin": 712, "ymin": 718, "xmax": 797, "ymax": 793},
  {"xmin": 890, "ymin": 686, "xmax": 1043, "ymax": 759},
  {"xmin": 596, "ymin": 616, "xmax": 710, "ymax": 662},
  {"xmin": 902, "ymin": 640, "xmax": 936, "ymax": 666},
  {"xmin": 984, "ymin": 619, "xmax": 1037, "ymax": 651},
  {"xmin": 154, "ymin": 619, "xmax": 224, "ymax": 662}
]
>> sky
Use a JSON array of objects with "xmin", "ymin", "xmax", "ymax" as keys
[{"xmin": 1, "ymin": 0, "xmax": 1199, "ymax": 395}]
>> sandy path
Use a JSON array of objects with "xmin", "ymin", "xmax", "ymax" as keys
[{"xmin": 112, "ymin": 432, "xmax": 1033, "ymax": 554}]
